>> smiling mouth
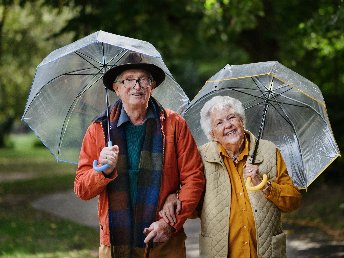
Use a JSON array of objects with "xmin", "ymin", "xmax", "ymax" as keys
[
  {"xmin": 224, "ymin": 129, "xmax": 236, "ymax": 136},
  {"xmin": 131, "ymin": 92, "xmax": 144, "ymax": 96}
]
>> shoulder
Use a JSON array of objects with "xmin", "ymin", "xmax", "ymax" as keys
[
  {"xmin": 199, "ymin": 142, "xmax": 212, "ymax": 153},
  {"xmin": 259, "ymin": 139, "xmax": 277, "ymax": 151},
  {"xmin": 87, "ymin": 121, "xmax": 102, "ymax": 133},
  {"xmin": 164, "ymin": 108, "xmax": 185, "ymax": 121},
  {"xmin": 163, "ymin": 108, "xmax": 188, "ymax": 129},
  {"xmin": 258, "ymin": 139, "xmax": 278, "ymax": 153},
  {"xmin": 199, "ymin": 141, "xmax": 218, "ymax": 160},
  {"xmin": 254, "ymin": 139, "xmax": 278, "ymax": 163},
  {"xmin": 246, "ymin": 130, "xmax": 277, "ymax": 152}
]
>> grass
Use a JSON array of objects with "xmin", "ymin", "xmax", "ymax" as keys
[{"xmin": 0, "ymin": 133, "xmax": 98, "ymax": 258}]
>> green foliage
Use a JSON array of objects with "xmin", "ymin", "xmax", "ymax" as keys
[
  {"xmin": 0, "ymin": 0, "xmax": 75, "ymax": 147},
  {"xmin": 0, "ymin": 133, "xmax": 77, "ymax": 190}
]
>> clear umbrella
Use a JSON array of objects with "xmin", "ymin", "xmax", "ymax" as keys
[
  {"xmin": 22, "ymin": 31, "xmax": 189, "ymax": 164},
  {"xmin": 183, "ymin": 61, "xmax": 340, "ymax": 189}
]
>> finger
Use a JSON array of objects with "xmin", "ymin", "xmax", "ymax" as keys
[
  {"xmin": 159, "ymin": 211, "xmax": 170, "ymax": 224},
  {"xmin": 245, "ymin": 165, "xmax": 253, "ymax": 172},
  {"xmin": 143, "ymin": 227, "xmax": 150, "ymax": 235},
  {"xmin": 243, "ymin": 170, "xmax": 251, "ymax": 178},
  {"xmin": 143, "ymin": 225, "xmax": 155, "ymax": 236},
  {"xmin": 168, "ymin": 205, "xmax": 177, "ymax": 223},
  {"xmin": 144, "ymin": 230, "xmax": 157, "ymax": 243},
  {"xmin": 166, "ymin": 206, "xmax": 176, "ymax": 224},
  {"xmin": 161, "ymin": 209, "xmax": 173, "ymax": 225},
  {"xmin": 112, "ymin": 145, "xmax": 119, "ymax": 153},
  {"xmin": 176, "ymin": 200, "xmax": 182, "ymax": 215}
]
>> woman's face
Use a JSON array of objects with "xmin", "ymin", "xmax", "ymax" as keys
[
  {"xmin": 210, "ymin": 106, "xmax": 245, "ymax": 149},
  {"xmin": 113, "ymin": 69, "xmax": 154, "ymax": 109}
]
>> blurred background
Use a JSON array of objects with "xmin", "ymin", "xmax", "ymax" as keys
[{"xmin": 0, "ymin": 0, "xmax": 343, "ymax": 257}]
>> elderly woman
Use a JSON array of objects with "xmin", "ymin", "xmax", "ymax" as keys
[
  {"xmin": 198, "ymin": 95, "xmax": 301, "ymax": 258},
  {"xmin": 160, "ymin": 95, "xmax": 301, "ymax": 258}
]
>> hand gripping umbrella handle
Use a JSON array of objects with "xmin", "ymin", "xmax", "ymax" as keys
[
  {"xmin": 93, "ymin": 141, "xmax": 112, "ymax": 172},
  {"xmin": 245, "ymin": 174, "xmax": 268, "ymax": 191}
]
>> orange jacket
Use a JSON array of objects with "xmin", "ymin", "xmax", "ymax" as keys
[{"xmin": 74, "ymin": 108, "xmax": 205, "ymax": 245}]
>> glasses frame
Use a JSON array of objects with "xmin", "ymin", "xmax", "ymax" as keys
[{"xmin": 115, "ymin": 76, "xmax": 153, "ymax": 89}]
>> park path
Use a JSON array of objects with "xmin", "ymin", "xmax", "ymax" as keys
[{"xmin": 31, "ymin": 190, "xmax": 344, "ymax": 258}]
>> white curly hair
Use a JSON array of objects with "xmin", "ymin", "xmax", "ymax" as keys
[{"xmin": 200, "ymin": 96, "xmax": 246, "ymax": 141}]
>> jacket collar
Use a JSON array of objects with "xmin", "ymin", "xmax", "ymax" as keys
[{"xmin": 202, "ymin": 141, "xmax": 224, "ymax": 166}]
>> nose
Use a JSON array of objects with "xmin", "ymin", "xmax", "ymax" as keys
[
  {"xmin": 223, "ymin": 119, "xmax": 233, "ymax": 128},
  {"xmin": 132, "ymin": 80, "xmax": 142, "ymax": 90}
]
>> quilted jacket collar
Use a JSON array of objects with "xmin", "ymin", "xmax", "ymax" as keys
[{"xmin": 202, "ymin": 131, "xmax": 264, "ymax": 165}]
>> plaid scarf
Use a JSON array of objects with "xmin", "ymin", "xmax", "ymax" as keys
[{"xmin": 97, "ymin": 98, "xmax": 164, "ymax": 257}]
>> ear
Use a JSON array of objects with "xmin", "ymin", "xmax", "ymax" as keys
[
  {"xmin": 151, "ymin": 80, "xmax": 157, "ymax": 90},
  {"xmin": 239, "ymin": 118, "xmax": 244, "ymax": 128},
  {"xmin": 113, "ymin": 83, "xmax": 119, "ymax": 95}
]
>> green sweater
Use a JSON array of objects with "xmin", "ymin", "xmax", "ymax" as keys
[{"xmin": 124, "ymin": 122, "xmax": 146, "ymax": 208}]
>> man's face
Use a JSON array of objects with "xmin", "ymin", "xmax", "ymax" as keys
[
  {"xmin": 113, "ymin": 69, "xmax": 155, "ymax": 109},
  {"xmin": 210, "ymin": 106, "xmax": 245, "ymax": 149}
]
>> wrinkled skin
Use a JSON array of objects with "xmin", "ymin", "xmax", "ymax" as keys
[
  {"xmin": 143, "ymin": 218, "xmax": 173, "ymax": 243},
  {"xmin": 159, "ymin": 193, "xmax": 181, "ymax": 226}
]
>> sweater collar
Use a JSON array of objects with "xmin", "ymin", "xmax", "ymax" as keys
[{"xmin": 117, "ymin": 104, "xmax": 155, "ymax": 127}]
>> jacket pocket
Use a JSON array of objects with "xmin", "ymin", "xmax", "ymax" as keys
[{"xmin": 272, "ymin": 232, "xmax": 287, "ymax": 258}]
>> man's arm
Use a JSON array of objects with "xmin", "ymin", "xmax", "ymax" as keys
[
  {"xmin": 144, "ymin": 114, "xmax": 205, "ymax": 242},
  {"xmin": 74, "ymin": 123, "xmax": 118, "ymax": 200},
  {"xmin": 172, "ymin": 116, "xmax": 205, "ymax": 230}
]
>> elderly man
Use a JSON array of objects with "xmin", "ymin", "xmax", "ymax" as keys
[
  {"xmin": 74, "ymin": 53, "xmax": 205, "ymax": 258},
  {"xmin": 161, "ymin": 95, "xmax": 301, "ymax": 258}
]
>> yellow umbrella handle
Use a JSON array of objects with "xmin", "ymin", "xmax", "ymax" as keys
[{"xmin": 245, "ymin": 174, "xmax": 268, "ymax": 191}]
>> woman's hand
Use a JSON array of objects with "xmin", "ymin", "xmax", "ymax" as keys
[
  {"xmin": 158, "ymin": 193, "xmax": 181, "ymax": 226},
  {"xmin": 243, "ymin": 162, "xmax": 261, "ymax": 186}
]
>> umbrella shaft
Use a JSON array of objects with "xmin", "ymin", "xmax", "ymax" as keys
[
  {"xmin": 105, "ymin": 88, "xmax": 111, "ymax": 142},
  {"xmin": 252, "ymin": 89, "xmax": 273, "ymax": 163}
]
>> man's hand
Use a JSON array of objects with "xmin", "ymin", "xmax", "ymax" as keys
[
  {"xmin": 99, "ymin": 145, "xmax": 119, "ymax": 175},
  {"xmin": 158, "ymin": 193, "xmax": 181, "ymax": 226},
  {"xmin": 143, "ymin": 219, "xmax": 173, "ymax": 244}
]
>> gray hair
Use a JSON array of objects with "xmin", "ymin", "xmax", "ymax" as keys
[{"xmin": 200, "ymin": 96, "xmax": 246, "ymax": 140}]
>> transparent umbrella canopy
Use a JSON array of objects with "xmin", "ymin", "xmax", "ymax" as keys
[
  {"xmin": 22, "ymin": 31, "xmax": 189, "ymax": 164},
  {"xmin": 183, "ymin": 61, "xmax": 340, "ymax": 189}
]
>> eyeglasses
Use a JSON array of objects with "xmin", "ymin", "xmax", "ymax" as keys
[{"xmin": 115, "ymin": 77, "xmax": 153, "ymax": 89}]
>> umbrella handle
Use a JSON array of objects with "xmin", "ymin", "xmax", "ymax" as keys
[
  {"xmin": 143, "ymin": 239, "xmax": 153, "ymax": 258},
  {"xmin": 245, "ymin": 174, "xmax": 268, "ymax": 191},
  {"xmin": 93, "ymin": 141, "xmax": 113, "ymax": 172}
]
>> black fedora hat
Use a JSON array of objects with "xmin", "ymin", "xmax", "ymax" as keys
[{"xmin": 103, "ymin": 52, "xmax": 165, "ymax": 91}]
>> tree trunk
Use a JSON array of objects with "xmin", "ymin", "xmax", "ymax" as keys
[{"xmin": 0, "ymin": 117, "xmax": 13, "ymax": 147}]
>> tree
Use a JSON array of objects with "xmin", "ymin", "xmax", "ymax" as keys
[
  {"xmin": 0, "ymin": 0, "xmax": 74, "ymax": 146},
  {"xmin": 45, "ymin": 0, "xmax": 264, "ymax": 97}
]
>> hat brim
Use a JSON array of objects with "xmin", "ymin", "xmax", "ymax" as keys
[{"xmin": 103, "ymin": 63, "xmax": 166, "ymax": 91}]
